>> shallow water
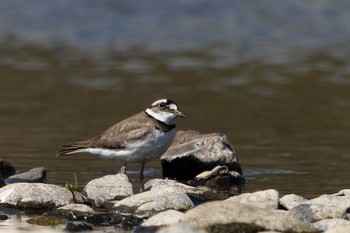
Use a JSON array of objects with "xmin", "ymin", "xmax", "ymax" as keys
[{"xmin": 1, "ymin": 0, "xmax": 350, "ymax": 231}]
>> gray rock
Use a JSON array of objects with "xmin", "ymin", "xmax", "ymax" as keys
[
  {"xmin": 108, "ymin": 186, "xmax": 194, "ymax": 218},
  {"xmin": 161, "ymin": 130, "xmax": 241, "ymax": 180},
  {"xmin": 55, "ymin": 204, "xmax": 95, "ymax": 215},
  {"xmin": 226, "ymin": 189, "xmax": 279, "ymax": 209},
  {"xmin": 313, "ymin": 219, "xmax": 350, "ymax": 232},
  {"xmin": 0, "ymin": 183, "xmax": 72, "ymax": 210},
  {"xmin": 288, "ymin": 194, "xmax": 350, "ymax": 222},
  {"xmin": 182, "ymin": 200, "xmax": 317, "ymax": 233},
  {"xmin": 5, "ymin": 167, "xmax": 46, "ymax": 184},
  {"xmin": 83, "ymin": 173, "xmax": 133, "ymax": 206},
  {"xmin": 157, "ymin": 222, "xmax": 208, "ymax": 233},
  {"xmin": 145, "ymin": 179, "xmax": 222, "ymax": 201},
  {"xmin": 0, "ymin": 159, "xmax": 16, "ymax": 179},
  {"xmin": 279, "ymin": 194, "xmax": 308, "ymax": 210},
  {"xmin": 141, "ymin": 210, "xmax": 184, "ymax": 227},
  {"xmin": 324, "ymin": 226, "xmax": 350, "ymax": 233}
]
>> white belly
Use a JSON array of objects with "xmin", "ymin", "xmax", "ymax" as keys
[{"xmin": 84, "ymin": 129, "xmax": 176, "ymax": 163}]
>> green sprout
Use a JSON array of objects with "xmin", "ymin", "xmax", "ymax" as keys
[{"xmin": 65, "ymin": 173, "xmax": 78, "ymax": 203}]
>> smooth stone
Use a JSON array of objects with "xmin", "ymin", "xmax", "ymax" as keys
[
  {"xmin": 182, "ymin": 200, "xmax": 317, "ymax": 233},
  {"xmin": 288, "ymin": 193, "xmax": 350, "ymax": 222},
  {"xmin": 5, "ymin": 167, "xmax": 46, "ymax": 184},
  {"xmin": 141, "ymin": 209, "xmax": 184, "ymax": 227},
  {"xmin": 313, "ymin": 219, "xmax": 350, "ymax": 232},
  {"xmin": 145, "ymin": 179, "xmax": 220, "ymax": 201},
  {"xmin": 279, "ymin": 194, "xmax": 308, "ymax": 210},
  {"xmin": 108, "ymin": 187, "xmax": 194, "ymax": 218},
  {"xmin": 83, "ymin": 173, "xmax": 133, "ymax": 206},
  {"xmin": 0, "ymin": 183, "xmax": 72, "ymax": 210},
  {"xmin": 55, "ymin": 204, "xmax": 95, "ymax": 215},
  {"xmin": 324, "ymin": 226, "xmax": 350, "ymax": 233},
  {"xmin": 226, "ymin": 189, "xmax": 279, "ymax": 209},
  {"xmin": 157, "ymin": 222, "xmax": 207, "ymax": 233},
  {"xmin": 0, "ymin": 159, "xmax": 16, "ymax": 179},
  {"xmin": 161, "ymin": 130, "xmax": 242, "ymax": 180}
]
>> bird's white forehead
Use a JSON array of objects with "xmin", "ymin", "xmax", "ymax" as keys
[
  {"xmin": 151, "ymin": 99, "xmax": 178, "ymax": 110},
  {"xmin": 151, "ymin": 99, "xmax": 167, "ymax": 106}
]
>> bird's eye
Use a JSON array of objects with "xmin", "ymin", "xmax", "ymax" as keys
[{"xmin": 160, "ymin": 103, "xmax": 166, "ymax": 108}]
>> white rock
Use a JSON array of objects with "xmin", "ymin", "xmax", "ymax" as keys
[
  {"xmin": 226, "ymin": 189, "xmax": 279, "ymax": 209},
  {"xmin": 83, "ymin": 173, "xmax": 133, "ymax": 206},
  {"xmin": 108, "ymin": 187, "xmax": 193, "ymax": 218},
  {"xmin": 141, "ymin": 210, "xmax": 184, "ymax": 227},
  {"xmin": 0, "ymin": 183, "xmax": 71, "ymax": 209},
  {"xmin": 324, "ymin": 225, "xmax": 350, "ymax": 233},
  {"xmin": 313, "ymin": 219, "xmax": 350, "ymax": 232},
  {"xmin": 279, "ymin": 194, "xmax": 308, "ymax": 210},
  {"xmin": 157, "ymin": 222, "xmax": 207, "ymax": 233},
  {"xmin": 182, "ymin": 200, "xmax": 316, "ymax": 233}
]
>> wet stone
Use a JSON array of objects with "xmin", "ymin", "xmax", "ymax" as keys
[
  {"xmin": 0, "ymin": 159, "xmax": 16, "ymax": 179},
  {"xmin": 64, "ymin": 221, "xmax": 93, "ymax": 232},
  {"xmin": 161, "ymin": 130, "xmax": 242, "ymax": 181},
  {"xmin": 5, "ymin": 167, "xmax": 46, "ymax": 184}
]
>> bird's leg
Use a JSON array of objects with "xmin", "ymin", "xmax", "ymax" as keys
[
  {"xmin": 140, "ymin": 162, "xmax": 145, "ymax": 192},
  {"xmin": 120, "ymin": 163, "xmax": 127, "ymax": 174}
]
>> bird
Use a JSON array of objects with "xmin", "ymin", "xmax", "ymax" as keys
[{"xmin": 57, "ymin": 98, "xmax": 185, "ymax": 190}]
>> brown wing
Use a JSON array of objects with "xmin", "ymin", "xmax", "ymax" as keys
[{"xmin": 57, "ymin": 112, "xmax": 154, "ymax": 156}]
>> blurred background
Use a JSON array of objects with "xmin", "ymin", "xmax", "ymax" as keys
[{"xmin": 0, "ymin": 0, "xmax": 349, "ymax": 198}]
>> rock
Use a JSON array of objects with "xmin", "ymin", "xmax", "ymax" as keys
[
  {"xmin": 54, "ymin": 203, "xmax": 109, "ymax": 223},
  {"xmin": 313, "ymin": 219, "xmax": 350, "ymax": 232},
  {"xmin": 157, "ymin": 222, "xmax": 208, "ymax": 233},
  {"xmin": 0, "ymin": 175, "xmax": 5, "ymax": 188},
  {"xmin": 55, "ymin": 204, "xmax": 95, "ymax": 216},
  {"xmin": 5, "ymin": 167, "xmax": 46, "ymax": 184},
  {"xmin": 145, "ymin": 178, "xmax": 228, "ymax": 201},
  {"xmin": 0, "ymin": 214, "xmax": 9, "ymax": 220},
  {"xmin": 141, "ymin": 210, "xmax": 184, "ymax": 227},
  {"xmin": 332, "ymin": 189, "xmax": 350, "ymax": 196},
  {"xmin": 279, "ymin": 194, "xmax": 308, "ymax": 210},
  {"xmin": 288, "ymin": 193, "xmax": 350, "ymax": 223},
  {"xmin": 161, "ymin": 130, "xmax": 242, "ymax": 180},
  {"xmin": 83, "ymin": 173, "xmax": 133, "ymax": 206},
  {"xmin": 107, "ymin": 186, "xmax": 194, "ymax": 218},
  {"xmin": 64, "ymin": 221, "xmax": 93, "ymax": 231},
  {"xmin": 324, "ymin": 225, "xmax": 350, "ymax": 233},
  {"xmin": 0, "ymin": 159, "xmax": 16, "ymax": 179},
  {"xmin": 226, "ymin": 189, "xmax": 279, "ymax": 209},
  {"xmin": 0, "ymin": 183, "xmax": 72, "ymax": 210},
  {"xmin": 182, "ymin": 200, "xmax": 317, "ymax": 233},
  {"xmin": 188, "ymin": 165, "xmax": 245, "ymax": 198}
]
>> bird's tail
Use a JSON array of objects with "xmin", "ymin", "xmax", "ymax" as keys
[{"xmin": 56, "ymin": 144, "xmax": 87, "ymax": 156}]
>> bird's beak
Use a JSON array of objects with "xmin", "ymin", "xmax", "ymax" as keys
[{"xmin": 174, "ymin": 110, "xmax": 186, "ymax": 118}]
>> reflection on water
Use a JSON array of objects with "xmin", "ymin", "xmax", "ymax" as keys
[{"xmin": 0, "ymin": 0, "xmax": 350, "ymax": 210}]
